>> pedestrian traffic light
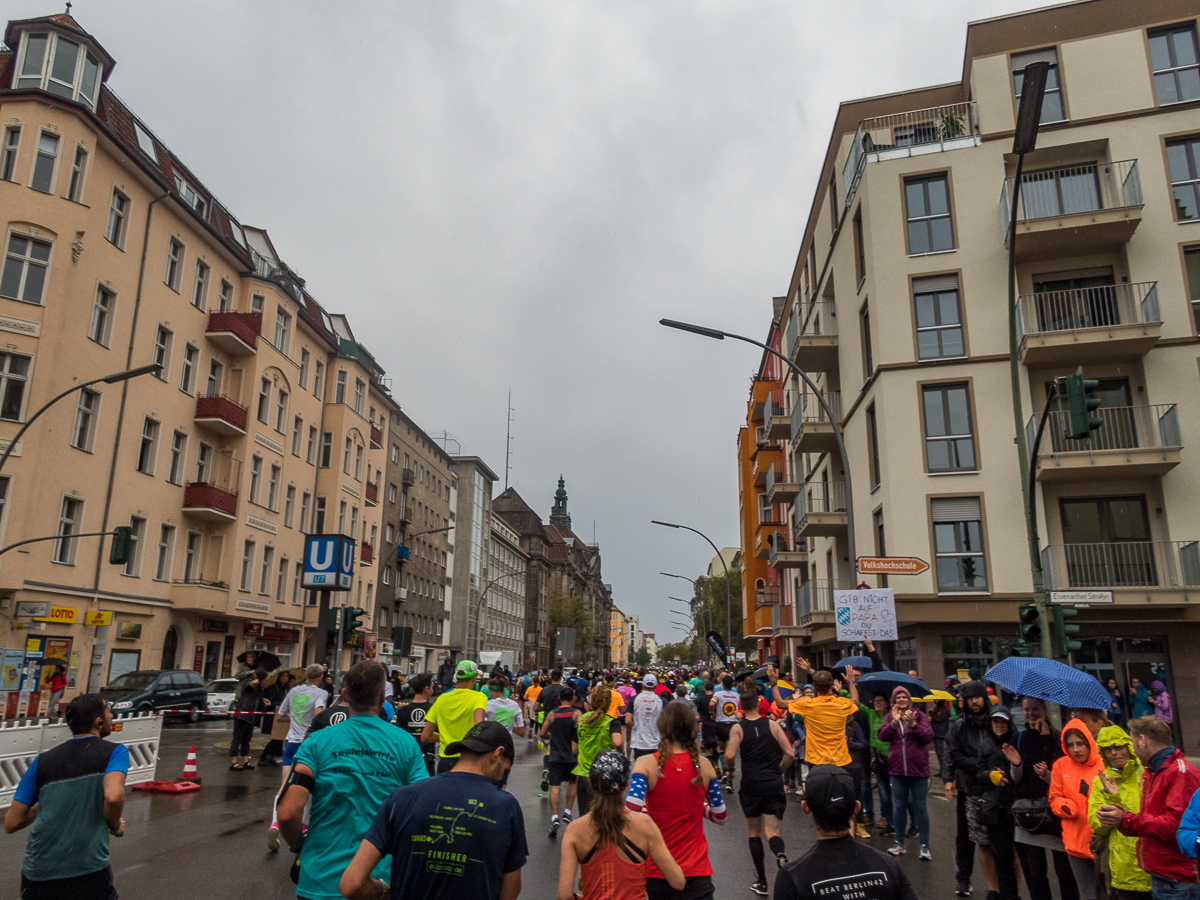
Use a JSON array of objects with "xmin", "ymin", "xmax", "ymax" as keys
[
  {"xmin": 1018, "ymin": 603, "xmax": 1041, "ymax": 655},
  {"xmin": 346, "ymin": 607, "xmax": 365, "ymax": 633},
  {"xmin": 324, "ymin": 606, "xmax": 341, "ymax": 635},
  {"xmin": 1053, "ymin": 604, "xmax": 1082, "ymax": 656},
  {"xmin": 108, "ymin": 526, "xmax": 133, "ymax": 565},
  {"xmin": 1064, "ymin": 367, "xmax": 1103, "ymax": 440}
]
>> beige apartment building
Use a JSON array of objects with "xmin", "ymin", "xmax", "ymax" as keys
[
  {"xmin": 0, "ymin": 12, "xmax": 396, "ymax": 702},
  {"xmin": 758, "ymin": 0, "xmax": 1200, "ymax": 747},
  {"xmin": 482, "ymin": 514, "xmax": 528, "ymax": 666},
  {"xmin": 610, "ymin": 606, "xmax": 627, "ymax": 668}
]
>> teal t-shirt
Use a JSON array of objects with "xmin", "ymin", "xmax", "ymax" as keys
[{"xmin": 294, "ymin": 713, "xmax": 429, "ymax": 900}]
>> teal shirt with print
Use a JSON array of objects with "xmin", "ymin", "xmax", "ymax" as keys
[{"xmin": 293, "ymin": 712, "xmax": 428, "ymax": 900}]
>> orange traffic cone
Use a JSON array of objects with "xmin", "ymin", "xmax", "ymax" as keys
[{"xmin": 178, "ymin": 744, "xmax": 201, "ymax": 783}]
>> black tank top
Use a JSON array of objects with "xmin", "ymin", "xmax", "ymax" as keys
[{"xmin": 739, "ymin": 716, "xmax": 783, "ymax": 793}]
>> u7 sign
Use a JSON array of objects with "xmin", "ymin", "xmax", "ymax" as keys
[{"xmin": 833, "ymin": 589, "xmax": 898, "ymax": 641}]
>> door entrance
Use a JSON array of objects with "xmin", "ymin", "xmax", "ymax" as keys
[{"xmin": 203, "ymin": 640, "xmax": 221, "ymax": 680}]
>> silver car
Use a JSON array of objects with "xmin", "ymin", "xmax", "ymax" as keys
[{"xmin": 205, "ymin": 678, "xmax": 238, "ymax": 717}]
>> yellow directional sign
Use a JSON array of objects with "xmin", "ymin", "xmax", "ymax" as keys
[{"xmin": 85, "ymin": 611, "xmax": 113, "ymax": 626}]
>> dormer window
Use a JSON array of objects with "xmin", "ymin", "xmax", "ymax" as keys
[
  {"xmin": 15, "ymin": 31, "xmax": 103, "ymax": 111},
  {"xmin": 133, "ymin": 121, "xmax": 158, "ymax": 162},
  {"xmin": 174, "ymin": 174, "xmax": 206, "ymax": 216}
]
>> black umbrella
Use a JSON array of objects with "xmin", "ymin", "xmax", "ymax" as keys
[
  {"xmin": 40, "ymin": 657, "xmax": 69, "ymax": 667},
  {"xmin": 236, "ymin": 649, "xmax": 281, "ymax": 672}
]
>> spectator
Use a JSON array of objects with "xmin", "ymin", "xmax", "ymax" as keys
[
  {"xmin": 1097, "ymin": 715, "xmax": 1200, "ymax": 898},
  {"xmin": 1129, "ymin": 678, "xmax": 1153, "ymax": 720},
  {"xmin": 878, "ymin": 686, "xmax": 933, "ymax": 860},
  {"xmin": 975, "ymin": 707, "xmax": 1021, "ymax": 900},
  {"xmin": 434, "ymin": 655, "xmax": 455, "ymax": 694},
  {"xmin": 774, "ymin": 764, "xmax": 918, "ymax": 900},
  {"xmin": 857, "ymin": 692, "xmax": 893, "ymax": 835},
  {"xmin": 230, "ymin": 668, "xmax": 264, "ymax": 770},
  {"xmin": 930, "ymin": 699, "xmax": 953, "ymax": 783},
  {"xmin": 844, "ymin": 713, "xmax": 870, "ymax": 839},
  {"xmin": 421, "ymin": 661, "xmax": 487, "ymax": 773},
  {"xmin": 47, "ymin": 666, "xmax": 67, "ymax": 722},
  {"xmin": 1106, "ymin": 679, "xmax": 1126, "ymax": 728},
  {"xmin": 1049, "ymin": 718, "xmax": 1104, "ymax": 900},
  {"xmin": 259, "ymin": 670, "xmax": 291, "ymax": 767},
  {"xmin": 1087, "ymin": 725, "xmax": 1150, "ymax": 899},
  {"xmin": 4, "ymin": 694, "xmax": 128, "ymax": 900},
  {"xmin": 1152, "ymin": 681, "xmax": 1174, "ymax": 726},
  {"xmin": 340, "ymin": 722, "xmax": 526, "ymax": 900}
]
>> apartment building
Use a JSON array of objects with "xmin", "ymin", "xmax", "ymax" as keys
[
  {"xmin": 447, "ymin": 455, "xmax": 498, "ymax": 662},
  {"xmin": 493, "ymin": 487, "xmax": 557, "ymax": 670},
  {"xmin": 378, "ymin": 410, "xmax": 453, "ymax": 673},
  {"xmin": 482, "ymin": 514, "xmax": 527, "ymax": 664},
  {"xmin": 626, "ymin": 613, "xmax": 641, "ymax": 664},
  {"xmin": 749, "ymin": 0, "xmax": 1200, "ymax": 746},
  {"xmin": 643, "ymin": 632, "xmax": 658, "ymax": 664},
  {"xmin": 0, "ymin": 12, "xmax": 398, "ymax": 701},
  {"xmin": 610, "ymin": 606, "xmax": 627, "ymax": 667}
]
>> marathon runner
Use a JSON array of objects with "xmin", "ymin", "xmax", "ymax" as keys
[
  {"xmin": 540, "ymin": 686, "xmax": 578, "ymax": 837},
  {"xmin": 712, "ymin": 674, "xmax": 741, "ymax": 786},
  {"xmin": 268, "ymin": 663, "xmax": 327, "ymax": 851},
  {"xmin": 394, "ymin": 674, "xmax": 435, "ymax": 775},
  {"xmin": 629, "ymin": 674, "xmax": 667, "ymax": 760}
]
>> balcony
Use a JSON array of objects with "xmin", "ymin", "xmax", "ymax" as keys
[
  {"xmin": 769, "ymin": 530, "xmax": 807, "ymax": 569},
  {"xmin": 765, "ymin": 390, "xmax": 791, "ymax": 441},
  {"xmin": 361, "ymin": 543, "xmax": 374, "ymax": 565},
  {"xmin": 194, "ymin": 393, "xmax": 249, "ymax": 435},
  {"xmin": 1017, "ymin": 282, "xmax": 1162, "ymax": 367},
  {"xmin": 791, "ymin": 391, "xmax": 842, "ymax": 453},
  {"xmin": 787, "ymin": 301, "xmax": 838, "ymax": 371},
  {"xmin": 205, "ymin": 311, "xmax": 261, "ymax": 355},
  {"xmin": 795, "ymin": 481, "xmax": 848, "ymax": 538},
  {"xmin": 754, "ymin": 584, "xmax": 782, "ymax": 609},
  {"xmin": 765, "ymin": 463, "xmax": 799, "ymax": 505},
  {"xmin": 1042, "ymin": 541, "xmax": 1200, "ymax": 599},
  {"xmin": 1028, "ymin": 405, "xmax": 1182, "ymax": 482},
  {"xmin": 365, "ymin": 482, "xmax": 379, "ymax": 506},
  {"xmin": 797, "ymin": 579, "xmax": 844, "ymax": 628},
  {"xmin": 370, "ymin": 423, "xmax": 384, "ymax": 449},
  {"xmin": 399, "ymin": 505, "xmax": 413, "ymax": 525},
  {"xmin": 843, "ymin": 101, "xmax": 980, "ymax": 208},
  {"xmin": 182, "ymin": 482, "xmax": 238, "ymax": 522},
  {"xmin": 1000, "ymin": 160, "xmax": 1143, "ymax": 262},
  {"xmin": 402, "ymin": 467, "xmax": 416, "ymax": 486}
]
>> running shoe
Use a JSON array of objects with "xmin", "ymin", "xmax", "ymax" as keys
[
  {"xmin": 750, "ymin": 881, "xmax": 768, "ymax": 896},
  {"xmin": 906, "ymin": 825, "xmax": 918, "ymax": 839},
  {"xmin": 887, "ymin": 842, "xmax": 905, "ymax": 856},
  {"xmin": 540, "ymin": 771, "xmax": 549, "ymax": 793},
  {"xmin": 562, "ymin": 810, "xmax": 572, "ymax": 824},
  {"xmin": 267, "ymin": 825, "xmax": 281, "ymax": 851},
  {"xmin": 775, "ymin": 853, "xmax": 788, "ymax": 869},
  {"xmin": 919, "ymin": 845, "xmax": 932, "ymax": 861},
  {"xmin": 956, "ymin": 879, "xmax": 972, "ymax": 896},
  {"xmin": 549, "ymin": 815, "xmax": 560, "ymax": 839}
]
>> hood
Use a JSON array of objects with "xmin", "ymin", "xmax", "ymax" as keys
[
  {"xmin": 1096, "ymin": 724, "xmax": 1142, "ymax": 778},
  {"xmin": 1060, "ymin": 717, "xmax": 1101, "ymax": 768},
  {"xmin": 1152, "ymin": 680, "xmax": 1167, "ymax": 693},
  {"xmin": 960, "ymin": 679, "xmax": 989, "ymax": 699}
]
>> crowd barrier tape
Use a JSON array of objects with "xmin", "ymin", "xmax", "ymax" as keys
[{"xmin": 0, "ymin": 711, "xmax": 162, "ymax": 809}]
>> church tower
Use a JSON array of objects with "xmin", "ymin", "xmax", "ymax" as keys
[{"xmin": 549, "ymin": 476, "xmax": 571, "ymax": 528}]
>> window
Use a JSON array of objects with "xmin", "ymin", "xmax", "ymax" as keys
[
  {"xmin": 191, "ymin": 261, "xmax": 209, "ymax": 310},
  {"xmin": 72, "ymin": 388, "xmax": 98, "ymax": 451},
  {"xmin": 354, "ymin": 443, "xmax": 363, "ymax": 481},
  {"xmin": 922, "ymin": 383, "xmax": 976, "ymax": 472},
  {"xmin": 273, "ymin": 307, "xmax": 292, "ymax": 354},
  {"xmin": 250, "ymin": 294, "xmax": 264, "ymax": 315},
  {"xmin": 164, "ymin": 239, "xmax": 183, "ymax": 291},
  {"xmin": 319, "ymin": 431, "xmax": 332, "ymax": 467},
  {"xmin": 196, "ymin": 442, "xmax": 212, "ymax": 483},
  {"xmin": 276, "ymin": 555, "xmax": 288, "ymax": 601},
  {"xmin": 249, "ymin": 456, "xmax": 262, "ymax": 503},
  {"xmin": 853, "ymin": 211, "xmax": 866, "ymax": 285},
  {"xmin": 54, "ymin": 497, "xmax": 82, "ymax": 564},
  {"xmin": 16, "ymin": 32, "xmax": 103, "ymax": 108},
  {"xmin": 153, "ymin": 326, "xmax": 171, "ymax": 379},
  {"xmin": 1187, "ymin": 247, "xmax": 1200, "ymax": 331},
  {"xmin": 828, "ymin": 174, "xmax": 839, "ymax": 231},
  {"xmin": 338, "ymin": 500, "xmax": 347, "ymax": 533},
  {"xmin": 391, "ymin": 444, "xmax": 399, "ymax": 464},
  {"xmin": 335, "ymin": 370, "xmax": 346, "ymax": 404},
  {"xmin": 30, "ymin": 131, "xmax": 59, "ymax": 193},
  {"xmin": 285, "ymin": 485, "xmax": 296, "ymax": 527},
  {"xmin": 206, "ymin": 359, "xmax": 223, "ymax": 397},
  {"xmin": 137, "ymin": 418, "xmax": 159, "ymax": 474},
  {"xmin": 314, "ymin": 361, "xmax": 325, "ymax": 399},
  {"xmin": 307, "ymin": 426, "xmax": 317, "ymax": 465},
  {"xmin": 123, "ymin": 516, "xmax": 145, "ymax": 576},
  {"xmin": 268, "ymin": 464, "xmax": 281, "ymax": 510},
  {"xmin": 240, "ymin": 540, "xmax": 255, "ymax": 591},
  {"xmin": 105, "ymin": 190, "xmax": 129, "ymax": 247},
  {"xmin": 388, "ymin": 483, "xmax": 397, "ymax": 504},
  {"xmin": 174, "ymin": 175, "xmax": 206, "ymax": 216},
  {"xmin": 353, "ymin": 379, "xmax": 365, "ymax": 414},
  {"xmin": 183, "ymin": 532, "xmax": 201, "ymax": 582},
  {"xmin": 218, "ymin": 279, "xmax": 233, "ymax": 312},
  {"xmin": 874, "ymin": 509, "xmax": 887, "ymax": 589},
  {"xmin": 168, "ymin": 431, "xmax": 186, "ymax": 484},
  {"xmin": 301, "ymin": 493, "xmax": 311, "ymax": 532},
  {"xmin": 904, "ymin": 174, "xmax": 954, "ymax": 254},
  {"xmin": 932, "ymin": 497, "xmax": 987, "ymax": 592},
  {"xmin": 385, "ymin": 523, "xmax": 394, "ymax": 543},
  {"xmin": 914, "ymin": 274, "xmax": 965, "ymax": 360},
  {"xmin": 257, "ymin": 377, "xmax": 271, "ymax": 424},
  {"xmin": 299, "ymin": 349, "xmax": 310, "ymax": 389},
  {"xmin": 313, "ymin": 497, "xmax": 326, "ymax": 533},
  {"xmin": 0, "ymin": 127, "xmax": 19, "ymax": 181},
  {"xmin": 133, "ymin": 120, "xmax": 157, "ymax": 161},
  {"xmin": 383, "ymin": 565, "xmax": 391, "ymax": 585},
  {"xmin": 292, "ymin": 416, "xmax": 303, "ymax": 456},
  {"xmin": 1, "ymin": 234, "xmax": 51, "ymax": 304},
  {"xmin": 860, "ymin": 303, "xmax": 873, "ymax": 378},
  {"xmin": 350, "ymin": 506, "xmax": 359, "ymax": 540},
  {"xmin": 1012, "ymin": 48, "xmax": 1065, "ymax": 123},
  {"xmin": 274, "ymin": 389, "xmax": 288, "ymax": 433},
  {"xmin": 344, "ymin": 437, "xmax": 352, "ymax": 475},
  {"xmin": 292, "ymin": 561, "xmax": 302, "ymax": 604},
  {"xmin": 866, "ymin": 403, "xmax": 881, "ymax": 489},
  {"xmin": 66, "ymin": 146, "xmax": 87, "ymax": 202},
  {"xmin": 1149, "ymin": 24, "xmax": 1200, "ymax": 105},
  {"xmin": 180, "ymin": 344, "xmax": 197, "ymax": 394},
  {"xmin": 155, "ymin": 525, "xmax": 175, "ymax": 580},
  {"xmin": 1167, "ymin": 136, "xmax": 1200, "ymax": 221}
]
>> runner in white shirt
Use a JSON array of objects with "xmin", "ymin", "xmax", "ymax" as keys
[
  {"xmin": 485, "ymin": 678, "xmax": 526, "ymax": 736},
  {"xmin": 268, "ymin": 664, "xmax": 326, "ymax": 850},
  {"xmin": 627, "ymin": 674, "xmax": 667, "ymax": 759},
  {"xmin": 711, "ymin": 673, "xmax": 741, "ymax": 785}
]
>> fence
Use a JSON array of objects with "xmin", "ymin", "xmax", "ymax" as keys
[
  {"xmin": 797, "ymin": 481, "xmax": 847, "ymax": 517},
  {"xmin": 1042, "ymin": 541, "xmax": 1200, "ymax": 590},
  {"xmin": 1026, "ymin": 404, "xmax": 1181, "ymax": 455},
  {"xmin": 1016, "ymin": 281, "xmax": 1160, "ymax": 341},
  {"xmin": 1001, "ymin": 159, "xmax": 1143, "ymax": 237}
]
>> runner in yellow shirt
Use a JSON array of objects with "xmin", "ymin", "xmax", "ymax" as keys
[
  {"xmin": 776, "ymin": 660, "xmax": 859, "ymax": 768},
  {"xmin": 420, "ymin": 660, "xmax": 487, "ymax": 773}
]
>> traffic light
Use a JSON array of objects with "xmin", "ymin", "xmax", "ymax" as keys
[
  {"xmin": 1053, "ymin": 604, "xmax": 1082, "ymax": 656},
  {"xmin": 324, "ymin": 606, "xmax": 341, "ymax": 635},
  {"xmin": 346, "ymin": 607, "xmax": 365, "ymax": 633},
  {"xmin": 1018, "ymin": 602, "xmax": 1041, "ymax": 655},
  {"xmin": 1064, "ymin": 367, "xmax": 1103, "ymax": 440},
  {"xmin": 108, "ymin": 526, "xmax": 133, "ymax": 565}
]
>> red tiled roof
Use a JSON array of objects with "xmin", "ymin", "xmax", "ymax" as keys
[{"xmin": 48, "ymin": 13, "xmax": 85, "ymax": 33}]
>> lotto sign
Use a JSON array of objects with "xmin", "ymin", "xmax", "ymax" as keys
[
  {"xmin": 833, "ymin": 589, "xmax": 898, "ymax": 641},
  {"xmin": 302, "ymin": 534, "xmax": 356, "ymax": 590},
  {"xmin": 35, "ymin": 606, "xmax": 78, "ymax": 624}
]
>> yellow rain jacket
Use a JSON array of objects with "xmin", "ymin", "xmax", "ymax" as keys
[{"xmin": 1087, "ymin": 725, "xmax": 1151, "ymax": 894}]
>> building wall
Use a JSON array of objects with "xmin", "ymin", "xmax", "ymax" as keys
[{"xmin": 484, "ymin": 515, "xmax": 527, "ymax": 662}]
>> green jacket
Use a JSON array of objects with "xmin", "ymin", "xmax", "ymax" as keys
[
  {"xmin": 1087, "ymin": 725, "xmax": 1150, "ymax": 893},
  {"xmin": 858, "ymin": 702, "xmax": 889, "ymax": 758}
]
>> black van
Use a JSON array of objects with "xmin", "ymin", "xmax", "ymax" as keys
[{"xmin": 100, "ymin": 669, "xmax": 209, "ymax": 722}]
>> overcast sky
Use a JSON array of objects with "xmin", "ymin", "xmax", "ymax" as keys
[{"xmin": 12, "ymin": 0, "xmax": 1050, "ymax": 650}]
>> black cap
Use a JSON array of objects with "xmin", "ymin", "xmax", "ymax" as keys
[
  {"xmin": 444, "ymin": 721, "xmax": 514, "ymax": 760},
  {"xmin": 803, "ymin": 764, "xmax": 858, "ymax": 821}
]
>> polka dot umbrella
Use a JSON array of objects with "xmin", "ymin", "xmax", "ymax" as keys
[{"xmin": 984, "ymin": 657, "xmax": 1110, "ymax": 710}]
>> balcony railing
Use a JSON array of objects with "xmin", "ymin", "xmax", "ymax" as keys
[
  {"xmin": 361, "ymin": 543, "xmax": 374, "ymax": 564},
  {"xmin": 797, "ymin": 481, "xmax": 847, "ymax": 517},
  {"xmin": 797, "ymin": 579, "xmax": 847, "ymax": 619},
  {"xmin": 1017, "ymin": 282, "xmax": 1161, "ymax": 342},
  {"xmin": 402, "ymin": 467, "xmax": 416, "ymax": 486},
  {"xmin": 370, "ymin": 424, "xmax": 384, "ymax": 448},
  {"xmin": 843, "ymin": 101, "xmax": 979, "ymax": 208},
  {"xmin": 365, "ymin": 482, "xmax": 379, "ymax": 505},
  {"xmin": 1000, "ymin": 159, "xmax": 1143, "ymax": 238},
  {"xmin": 797, "ymin": 300, "xmax": 837, "ymax": 337},
  {"xmin": 183, "ymin": 482, "xmax": 238, "ymax": 520},
  {"xmin": 791, "ymin": 391, "xmax": 842, "ymax": 444},
  {"xmin": 755, "ymin": 585, "xmax": 781, "ymax": 608},
  {"xmin": 766, "ymin": 390, "xmax": 791, "ymax": 440},
  {"xmin": 768, "ymin": 529, "xmax": 807, "ymax": 569},
  {"xmin": 205, "ymin": 311, "xmax": 261, "ymax": 353},
  {"xmin": 1025, "ymin": 404, "xmax": 1181, "ymax": 455},
  {"xmin": 195, "ymin": 393, "xmax": 249, "ymax": 434},
  {"xmin": 1042, "ymin": 541, "xmax": 1200, "ymax": 590}
]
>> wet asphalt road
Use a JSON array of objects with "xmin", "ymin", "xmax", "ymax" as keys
[{"xmin": 0, "ymin": 719, "xmax": 1061, "ymax": 899}]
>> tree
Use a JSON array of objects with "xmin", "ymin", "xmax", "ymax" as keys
[
  {"xmin": 657, "ymin": 641, "xmax": 695, "ymax": 666},
  {"xmin": 549, "ymin": 595, "xmax": 593, "ymax": 664},
  {"xmin": 692, "ymin": 565, "xmax": 743, "ymax": 661},
  {"xmin": 634, "ymin": 646, "xmax": 651, "ymax": 666}
]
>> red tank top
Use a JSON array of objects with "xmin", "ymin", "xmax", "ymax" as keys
[
  {"xmin": 645, "ymin": 752, "xmax": 712, "ymax": 878},
  {"xmin": 580, "ymin": 838, "xmax": 646, "ymax": 900}
]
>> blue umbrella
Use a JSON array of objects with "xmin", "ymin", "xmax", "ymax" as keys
[
  {"xmin": 831, "ymin": 656, "xmax": 875, "ymax": 671},
  {"xmin": 985, "ymin": 657, "xmax": 1110, "ymax": 710},
  {"xmin": 854, "ymin": 671, "xmax": 929, "ymax": 698}
]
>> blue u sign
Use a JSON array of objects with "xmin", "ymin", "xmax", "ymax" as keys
[{"xmin": 302, "ymin": 534, "xmax": 356, "ymax": 591}]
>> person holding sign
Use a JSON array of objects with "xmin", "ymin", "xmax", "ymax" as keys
[{"xmin": 777, "ymin": 661, "xmax": 859, "ymax": 770}]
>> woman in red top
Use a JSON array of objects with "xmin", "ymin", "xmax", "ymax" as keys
[
  {"xmin": 627, "ymin": 702, "xmax": 727, "ymax": 900},
  {"xmin": 557, "ymin": 751, "xmax": 684, "ymax": 900},
  {"xmin": 46, "ymin": 665, "xmax": 67, "ymax": 722}
]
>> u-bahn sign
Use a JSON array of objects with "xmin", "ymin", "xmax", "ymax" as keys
[
  {"xmin": 856, "ymin": 556, "xmax": 929, "ymax": 576},
  {"xmin": 302, "ymin": 534, "xmax": 356, "ymax": 590}
]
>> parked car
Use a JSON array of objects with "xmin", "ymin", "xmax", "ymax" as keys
[
  {"xmin": 204, "ymin": 678, "xmax": 239, "ymax": 717},
  {"xmin": 100, "ymin": 669, "xmax": 208, "ymax": 722}
]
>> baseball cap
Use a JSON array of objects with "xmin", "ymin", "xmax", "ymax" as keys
[
  {"xmin": 455, "ymin": 660, "xmax": 479, "ymax": 680},
  {"xmin": 803, "ymin": 765, "xmax": 857, "ymax": 822},
  {"xmin": 643, "ymin": 674, "xmax": 657, "ymax": 687},
  {"xmin": 444, "ymin": 721, "xmax": 515, "ymax": 760}
]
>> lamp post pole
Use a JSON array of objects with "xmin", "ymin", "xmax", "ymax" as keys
[
  {"xmin": 662, "ymin": 571, "xmax": 714, "ymax": 651},
  {"xmin": 652, "ymin": 520, "xmax": 733, "ymax": 668}
]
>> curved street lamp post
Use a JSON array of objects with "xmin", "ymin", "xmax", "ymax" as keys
[{"xmin": 652, "ymin": 519, "xmax": 735, "ymax": 667}]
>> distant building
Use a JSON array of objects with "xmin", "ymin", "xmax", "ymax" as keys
[
  {"xmin": 707, "ymin": 548, "xmax": 740, "ymax": 579},
  {"xmin": 626, "ymin": 613, "xmax": 641, "ymax": 665},
  {"xmin": 610, "ymin": 606, "xmax": 627, "ymax": 667},
  {"xmin": 447, "ymin": 456, "xmax": 498, "ymax": 662},
  {"xmin": 642, "ymin": 633, "xmax": 658, "ymax": 665}
]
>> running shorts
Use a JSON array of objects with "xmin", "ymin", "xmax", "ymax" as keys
[{"xmin": 739, "ymin": 788, "xmax": 787, "ymax": 820}]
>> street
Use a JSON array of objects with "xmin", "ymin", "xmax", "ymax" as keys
[{"xmin": 3, "ymin": 717, "xmax": 1031, "ymax": 900}]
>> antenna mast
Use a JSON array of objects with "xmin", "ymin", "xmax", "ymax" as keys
[{"xmin": 504, "ymin": 390, "xmax": 513, "ymax": 490}]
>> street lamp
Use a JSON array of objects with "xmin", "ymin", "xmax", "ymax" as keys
[
  {"xmin": 662, "ymin": 572, "xmax": 714, "ymax": 642},
  {"xmin": 0, "ymin": 362, "xmax": 162, "ymax": 477},
  {"xmin": 652, "ymin": 519, "xmax": 733, "ymax": 665}
]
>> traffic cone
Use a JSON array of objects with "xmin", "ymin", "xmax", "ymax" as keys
[{"xmin": 178, "ymin": 744, "xmax": 201, "ymax": 783}]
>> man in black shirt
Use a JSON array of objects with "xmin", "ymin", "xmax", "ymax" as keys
[
  {"xmin": 394, "ymin": 674, "xmax": 435, "ymax": 775},
  {"xmin": 538, "ymin": 687, "xmax": 577, "ymax": 838},
  {"xmin": 775, "ymin": 765, "xmax": 917, "ymax": 900}
]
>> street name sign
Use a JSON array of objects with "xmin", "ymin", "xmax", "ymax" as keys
[
  {"xmin": 834, "ymin": 589, "xmax": 898, "ymax": 641},
  {"xmin": 302, "ymin": 534, "xmax": 356, "ymax": 590},
  {"xmin": 857, "ymin": 556, "xmax": 929, "ymax": 576},
  {"xmin": 1050, "ymin": 590, "xmax": 1113, "ymax": 605}
]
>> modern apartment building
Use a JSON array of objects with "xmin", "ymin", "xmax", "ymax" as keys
[
  {"xmin": 483, "ymin": 513, "xmax": 528, "ymax": 663},
  {"xmin": 0, "ymin": 12, "xmax": 400, "ymax": 700},
  {"xmin": 748, "ymin": 0, "xmax": 1200, "ymax": 746},
  {"xmin": 447, "ymin": 455, "xmax": 498, "ymax": 662}
]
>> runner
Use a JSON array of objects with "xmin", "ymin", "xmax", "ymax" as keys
[
  {"xmin": 420, "ymin": 660, "xmax": 488, "ymax": 773},
  {"xmin": 541, "ymin": 687, "xmax": 579, "ymax": 838},
  {"xmin": 268, "ymin": 663, "xmax": 327, "ymax": 851},
  {"xmin": 726, "ymin": 687, "xmax": 795, "ymax": 894},
  {"xmin": 394, "ymin": 673, "xmax": 435, "ymax": 775},
  {"xmin": 525, "ymin": 676, "xmax": 543, "ymax": 743},
  {"xmin": 486, "ymin": 677, "xmax": 527, "ymax": 737},
  {"xmin": 572, "ymin": 685, "xmax": 624, "ymax": 816},
  {"xmin": 696, "ymin": 681, "xmax": 718, "ymax": 770},
  {"xmin": 712, "ymin": 674, "xmax": 741, "ymax": 786},
  {"xmin": 778, "ymin": 662, "xmax": 859, "ymax": 770},
  {"xmin": 629, "ymin": 675, "xmax": 667, "ymax": 760}
]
